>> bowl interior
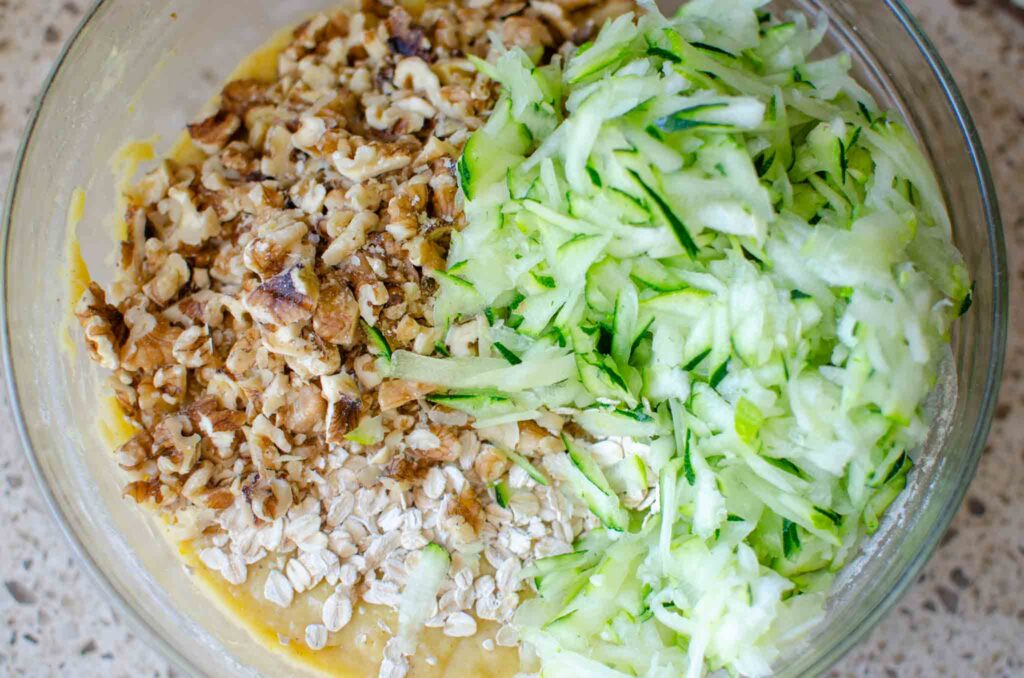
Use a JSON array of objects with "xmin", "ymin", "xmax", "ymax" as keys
[{"xmin": 2, "ymin": 1, "xmax": 1005, "ymax": 676}]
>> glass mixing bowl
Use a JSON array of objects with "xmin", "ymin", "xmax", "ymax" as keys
[{"xmin": 1, "ymin": 0, "xmax": 1007, "ymax": 676}]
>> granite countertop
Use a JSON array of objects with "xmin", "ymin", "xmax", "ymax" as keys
[{"xmin": 0, "ymin": 1, "xmax": 1021, "ymax": 676}]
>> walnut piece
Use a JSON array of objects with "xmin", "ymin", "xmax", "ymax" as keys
[
  {"xmin": 143, "ymin": 253, "xmax": 190, "ymax": 307},
  {"xmin": 378, "ymin": 380, "xmax": 437, "ymax": 411},
  {"xmin": 120, "ymin": 300, "xmax": 182, "ymax": 372},
  {"xmin": 75, "ymin": 283, "xmax": 125, "ymax": 370},
  {"xmin": 332, "ymin": 142, "xmax": 414, "ymax": 182},
  {"xmin": 188, "ymin": 111, "xmax": 242, "ymax": 155},
  {"xmin": 313, "ymin": 275, "xmax": 360, "ymax": 346},
  {"xmin": 245, "ymin": 264, "xmax": 319, "ymax": 327},
  {"xmin": 219, "ymin": 79, "xmax": 268, "ymax": 117}
]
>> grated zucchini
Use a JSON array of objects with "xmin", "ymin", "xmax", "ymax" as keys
[{"xmin": 431, "ymin": 2, "xmax": 974, "ymax": 675}]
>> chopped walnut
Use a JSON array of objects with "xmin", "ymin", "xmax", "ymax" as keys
[
  {"xmin": 186, "ymin": 397, "xmax": 245, "ymax": 450},
  {"xmin": 387, "ymin": 7, "xmax": 432, "ymax": 61},
  {"xmin": 166, "ymin": 290, "xmax": 246, "ymax": 329},
  {"xmin": 172, "ymin": 325, "xmax": 214, "ymax": 368},
  {"xmin": 123, "ymin": 478, "xmax": 164, "ymax": 505},
  {"xmin": 75, "ymin": 283, "xmax": 125, "ymax": 370},
  {"xmin": 188, "ymin": 111, "xmax": 242, "ymax": 155},
  {"xmin": 261, "ymin": 125, "xmax": 297, "ymax": 180},
  {"xmin": 245, "ymin": 264, "xmax": 319, "ymax": 326},
  {"xmin": 220, "ymin": 79, "xmax": 268, "ymax": 116},
  {"xmin": 143, "ymin": 252, "xmax": 190, "ymax": 306},
  {"xmin": 153, "ymin": 364, "xmax": 188, "ymax": 409},
  {"xmin": 473, "ymin": 446, "xmax": 511, "ymax": 483},
  {"xmin": 332, "ymin": 141, "xmax": 414, "ymax": 183},
  {"xmin": 354, "ymin": 353, "xmax": 383, "ymax": 389},
  {"xmin": 313, "ymin": 274, "xmax": 360, "ymax": 346},
  {"xmin": 284, "ymin": 381, "xmax": 328, "ymax": 434},
  {"xmin": 502, "ymin": 15, "xmax": 554, "ymax": 49},
  {"xmin": 379, "ymin": 380, "xmax": 437, "ymax": 411},
  {"xmin": 135, "ymin": 161, "xmax": 173, "ymax": 206},
  {"xmin": 120, "ymin": 300, "xmax": 182, "ymax": 372},
  {"xmin": 75, "ymin": 2, "xmax": 622, "ymax": 667},
  {"xmin": 244, "ymin": 214, "xmax": 309, "ymax": 280},
  {"xmin": 326, "ymin": 395, "xmax": 361, "ymax": 444},
  {"xmin": 153, "ymin": 414, "xmax": 201, "ymax": 476},
  {"xmin": 225, "ymin": 327, "xmax": 260, "ymax": 375},
  {"xmin": 320, "ymin": 372, "xmax": 360, "ymax": 443},
  {"xmin": 394, "ymin": 57, "xmax": 442, "ymax": 99},
  {"xmin": 447, "ymin": 485, "xmax": 484, "ymax": 536},
  {"xmin": 529, "ymin": 1, "xmax": 576, "ymax": 40},
  {"xmin": 251, "ymin": 477, "xmax": 293, "ymax": 521},
  {"xmin": 115, "ymin": 430, "xmax": 152, "ymax": 471},
  {"xmin": 322, "ymin": 211, "xmax": 377, "ymax": 266},
  {"xmin": 262, "ymin": 325, "xmax": 341, "ymax": 379},
  {"xmin": 164, "ymin": 187, "xmax": 221, "ymax": 249}
]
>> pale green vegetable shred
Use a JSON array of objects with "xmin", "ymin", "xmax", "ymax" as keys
[{"xmin": 383, "ymin": 1, "xmax": 971, "ymax": 675}]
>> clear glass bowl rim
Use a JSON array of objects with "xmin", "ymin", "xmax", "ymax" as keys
[{"xmin": 0, "ymin": 0, "xmax": 1008, "ymax": 676}]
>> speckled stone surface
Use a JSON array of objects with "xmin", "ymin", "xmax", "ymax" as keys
[{"xmin": 0, "ymin": 0, "xmax": 1020, "ymax": 676}]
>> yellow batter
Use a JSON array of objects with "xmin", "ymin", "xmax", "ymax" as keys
[{"xmin": 61, "ymin": 188, "xmax": 90, "ymax": 359}]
